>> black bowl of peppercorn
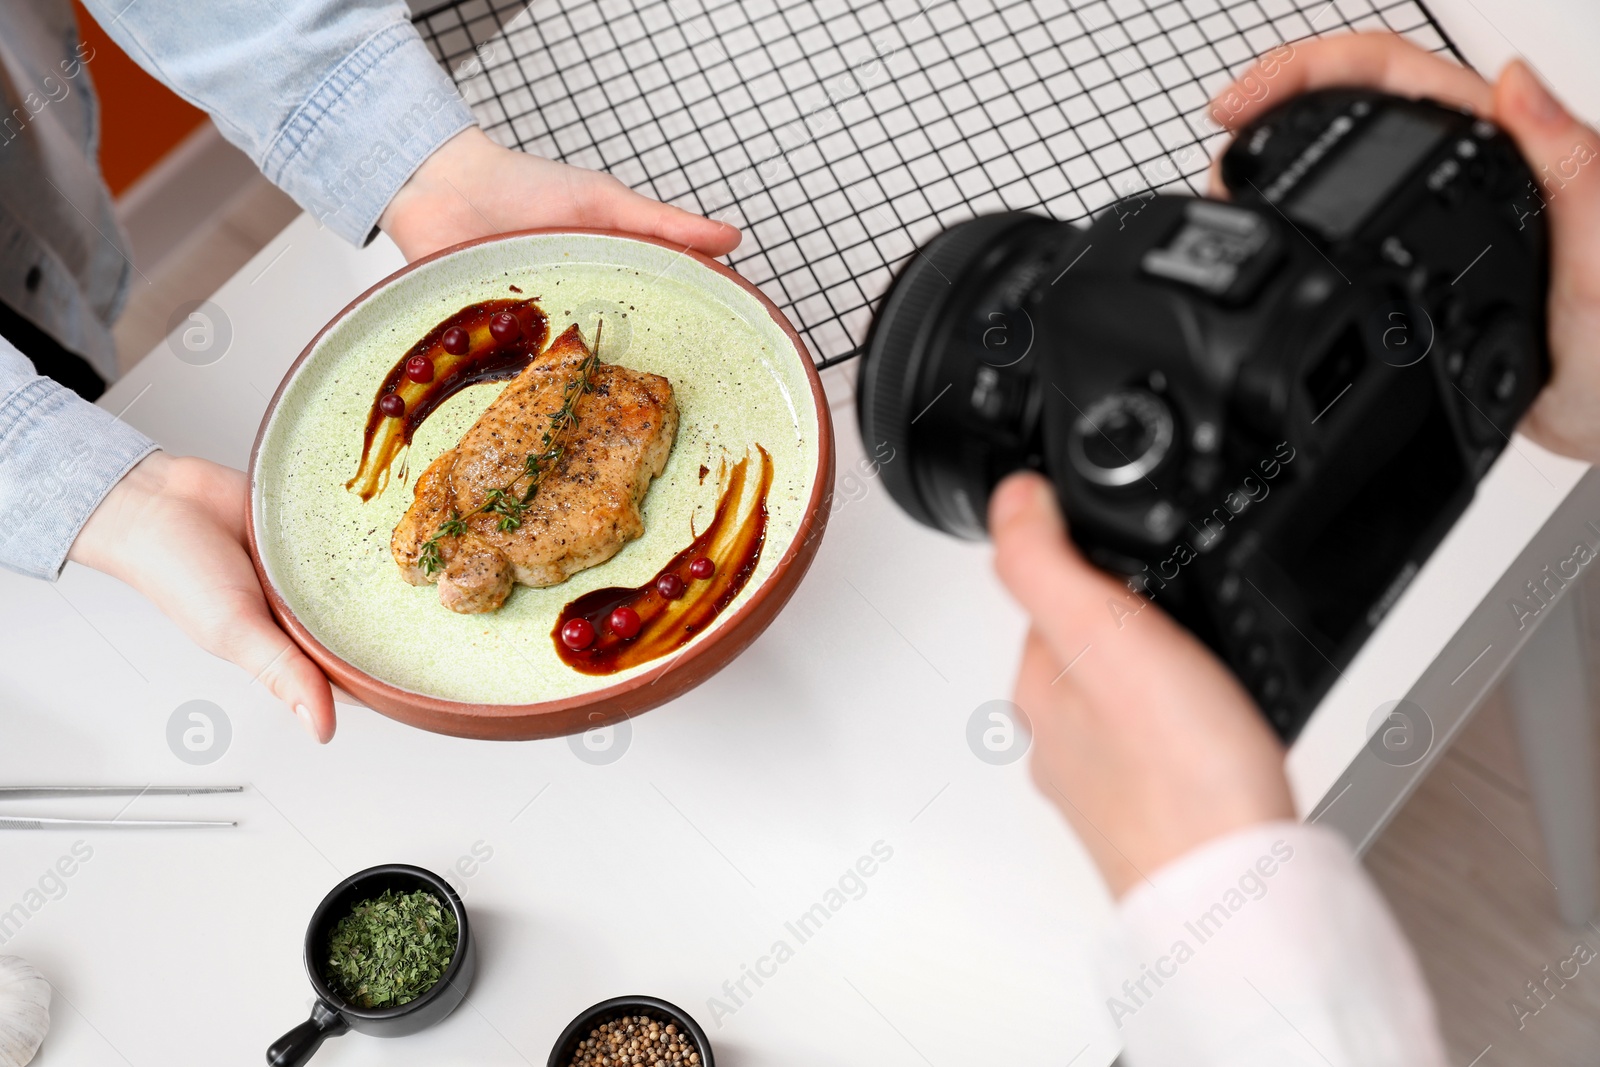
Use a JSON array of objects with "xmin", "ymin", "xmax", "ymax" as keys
[
  {"xmin": 266, "ymin": 863, "xmax": 476, "ymax": 1067},
  {"xmin": 548, "ymin": 996, "xmax": 713, "ymax": 1067}
]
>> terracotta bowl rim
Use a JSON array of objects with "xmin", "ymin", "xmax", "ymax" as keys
[{"xmin": 244, "ymin": 226, "xmax": 834, "ymax": 733}]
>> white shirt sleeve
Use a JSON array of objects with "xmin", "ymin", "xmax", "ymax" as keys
[{"xmin": 1094, "ymin": 820, "xmax": 1448, "ymax": 1067}]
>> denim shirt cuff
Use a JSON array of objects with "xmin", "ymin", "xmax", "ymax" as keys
[
  {"xmin": 259, "ymin": 20, "xmax": 476, "ymax": 247},
  {"xmin": 0, "ymin": 379, "xmax": 158, "ymax": 579}
]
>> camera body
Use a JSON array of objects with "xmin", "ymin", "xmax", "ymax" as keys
[{"xmin": 858, "ymin": 89, "xmax": 1549, "ymax": 738}]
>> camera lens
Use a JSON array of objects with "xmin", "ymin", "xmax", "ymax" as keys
[
  {"xmin": 857, "ymin": 212, "xmax": 1068, "ymax": 538},
  {"xmin": 1066, "ymin": 390, "xmax": 1175, "ymax": 487}
]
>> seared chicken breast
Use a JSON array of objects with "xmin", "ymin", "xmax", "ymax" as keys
[{"xmin": 392, "ymin": 324, "xmax": 677, "ymax": 613}]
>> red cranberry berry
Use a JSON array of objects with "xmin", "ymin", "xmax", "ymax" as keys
[
  {"xmin": 656, "ymin": 573, "xmax": 685, "ymax": 600},
  {"xmin": 609, "ymin": 606, "xmax": 641, "ymax": 639},
  {"xmin": 489, "ymin": 311, "xmax": 521, "ymax": 343},
  {"xmin": 441, "ymin": 325, "xmax": 470, "ymax": 355},
  {"xmin": 404, "ymin": 355, "xmax": 434, "ymax": 383},
  {"xmin": 689, "ymin": 556, "xmax": 715, "ymax": 580},
  {"xmin": 378, "ymin": 393, "xmax": 405, "ymax": 418},
  {"xmin": 560, "ymin": 618, "xmax": 596, "ymax": 650}
]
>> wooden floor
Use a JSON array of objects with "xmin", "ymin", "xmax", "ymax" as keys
[{"xmin": 1366, "ymin": 680, "xmax": 1600, "ymax": 1067}]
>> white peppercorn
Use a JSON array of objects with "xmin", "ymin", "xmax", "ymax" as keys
[{"xmin": 567, "ymin": 1015, "xmax": 701, "ymax": 1067}]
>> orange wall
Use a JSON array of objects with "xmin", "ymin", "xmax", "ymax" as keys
[{"xmin": 73, "ymin": 0, "xmax": 207, "ymax": 197}]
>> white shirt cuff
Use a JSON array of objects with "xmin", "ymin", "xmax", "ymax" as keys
[{"xmin": 1095, "ymin": 821, "xmax": 1448, "ymax": 1067}]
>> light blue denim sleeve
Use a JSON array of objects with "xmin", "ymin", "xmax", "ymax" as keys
[
  {"xmin": 78, "ymin": 0, "xmax": 475, "ymax": 246},
  {"xmin": 0, "ymin": 338, "xmax": 156, "ymax": 579}
]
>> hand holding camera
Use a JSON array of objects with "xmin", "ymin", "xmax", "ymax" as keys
[
  {"xmin": 989, "ymin": 473, "xmax": 1295, "ymax": 898},
  {"xmin": 863, "ymin": 59, "xmax": 1553, "ymax": 740},
  {"xmin": 1211, "ymin": 36, "xmax": 1600, "ymax": 470},
  {"xmin": 871, "ymin": 33, "xmax": 1600, "ymax": 895}
]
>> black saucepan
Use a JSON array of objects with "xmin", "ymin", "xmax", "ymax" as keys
[{"xmin": 267, "ymin": 863, "xmax": 476, "ymax": 1066}]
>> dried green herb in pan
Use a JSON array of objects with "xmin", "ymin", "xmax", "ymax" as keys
[{"xmin": 323, "ymin": 888, "xmax": 458, "ymax": 1009}]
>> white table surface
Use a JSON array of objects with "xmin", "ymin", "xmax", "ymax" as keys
[
  {"xmin": 4, "ymin": 217, "xmax": 1122, "ymax": 1065},
  {"xmin": 3, "ymin": 2, "xmax": 1598, "ymax": 1064}
]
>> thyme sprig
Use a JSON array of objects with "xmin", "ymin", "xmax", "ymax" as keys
[{"xmin": 417, "ymin": 322, "xmax": 603, "ymax": 576}]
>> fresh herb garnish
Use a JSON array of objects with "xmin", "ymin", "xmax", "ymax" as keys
[
  {"xmin": 323, "ymin": 888, "xmax": 458, "ymax": 1010},
  {"xmin": 417, "ymin": 322, "xmax": 603, "ymax": 575}
]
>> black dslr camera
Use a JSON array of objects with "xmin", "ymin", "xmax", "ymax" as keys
[{"xmin": 858, "ymin": 90, "xmax": 1550, "ymax": 739}]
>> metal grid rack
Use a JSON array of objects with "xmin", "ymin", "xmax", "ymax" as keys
[{"xmin": 413, "ymin": 0, "xmax": 1459, "ymax": 369}]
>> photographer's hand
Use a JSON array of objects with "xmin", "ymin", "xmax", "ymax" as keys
[
  {"xmin": 1213, "ymin": 34, "xmax": 1600, "ymax": 465},
  {"xmin": 989, "ymin": 474, "xmax": 1294, "ymax": 897},
  {"xmin": 380, "ymin": 128, "xmax": 742, "ymax": 262}
]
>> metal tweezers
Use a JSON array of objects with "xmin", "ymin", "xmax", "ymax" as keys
[{"xmin": 0, "ymin": 786, "xmax": 241, "ymax": 829}]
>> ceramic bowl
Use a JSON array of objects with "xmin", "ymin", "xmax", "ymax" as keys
[
  {"xmin": 247, "ymin": 229, "xmax": 833, "ymax": 739},
  {"xmin": 547, "ymin": 995, "xmax": 713, "ymax": 1067}
]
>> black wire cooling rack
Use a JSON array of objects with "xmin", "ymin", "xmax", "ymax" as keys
[{"xmin": 412, "ymin": 0, "xmax": 1460, "ymax": 369}]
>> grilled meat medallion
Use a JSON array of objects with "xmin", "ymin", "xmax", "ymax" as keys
[{"xmin": 392, "ymin": 324, "xmax": 678, "ymax": 613}]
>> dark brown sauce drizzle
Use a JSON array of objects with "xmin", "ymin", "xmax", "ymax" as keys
[
  {"xmin": 554, "ymin": 447, "xmax": 774, "ymax": 675},
  {"xmin": 347, "ymin": 298, "xmax": 548, "ymax": 501}
]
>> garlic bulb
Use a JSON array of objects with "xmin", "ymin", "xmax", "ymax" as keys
[{"xmin": 0, "ymin": 957, "xmax": 49, "ymax": 1067}]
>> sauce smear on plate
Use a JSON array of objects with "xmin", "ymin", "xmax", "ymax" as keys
[
  {"xmin": 347, "ymin": 298, "xmax": 548, "ymax": 500},
  {"xmin": 553, "ymin": 446, "xmax": 774, "ymax": 674}
]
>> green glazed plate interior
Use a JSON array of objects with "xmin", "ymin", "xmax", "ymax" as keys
[{"xmin": 253, "ymin": 233, "xmax": 821, "ymax": 705}]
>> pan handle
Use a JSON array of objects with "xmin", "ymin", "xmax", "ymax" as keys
[{"xmin": 266, "ymin": 999, "xmax": 350, "ymax": 1067}]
